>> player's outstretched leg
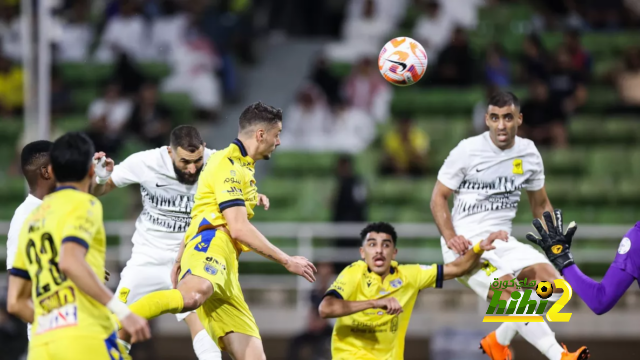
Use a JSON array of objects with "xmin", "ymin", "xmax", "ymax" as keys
[
  {"xmin": 221, "ymin": 332, "xmax": 266, "ymax": 360},
  {"xmin": 185, "ymin": 313, "xmax": 222, "ymax": 360}
]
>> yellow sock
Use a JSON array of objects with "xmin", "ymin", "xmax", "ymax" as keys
[{"xmin": 129, "ymin": 289, "xmax": 184, "ymax": 320}]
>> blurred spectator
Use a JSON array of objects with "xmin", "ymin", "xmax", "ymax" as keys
[
  {"xmin": 434, "ymin": 27, "xmax": 475, "ymax": 86},
  {"xmin": 328, "ymin": 101, "xmax": 376, "ymax": 154},
  {"xmin": 584, "ymin": 0, "xmax": 624, "ymax": 30},
  {"xmin": 346, "ymin": 0, "xmax": 408, "ymax": 28},
  {"xmin": 95, "ymin": 0, "xmax": 147, "ymax": 63},
  {"xmin": 87, "ymin": 82, "xmax": 134, "ymax": 154},
  {"xmin": 472, "ymin": 84, "xmax": 499, "ymax": 135},
  {"xmin": 325, "ymin": 0, "xmax": 394, "ymax": 63},
  {"xmin": 563, "ymin": 29, "xmax": 592, "ymax": 77},
  {"xmin": 380, "ymin": 117, "xmax": 429, "ymax": 177},
  {"xmin": 531, "ymin": 0, "xmax": 586, "ymax": 31},
  {"xmin": 440, "ymin": 0, "xmax": 485, "ymax": 29},
  {"xmin": 519, "ymin": 79, "xmax": 567, "ymax": 148},
  {"xmin": 332, "ymin": 155, "xmax": 368, "ymax": 224},
  {"xmin": 310, "ymin": 56, "xmax": 342, "ymax": 108},
  {"xmin": 412, "ymin": 0, "xmax": 457, "ymax": 61},
  {"xmin": 50, "ymin": 68, "xmax": 72, "ymax": 117},
  {"xmin": 0, "ymin": 4, "xmax": 21, "ymax": 61},
  {"xmin": 160, "ymin": 0, "xmax": 222, "ymax": 121},
  {"xmin": 56, "ymin": 0, "xmax": 93, "ymax": 62},
  {"xmin": 286, "ymin": 262, "xmax": 334, "ymax": 360},
  {"xmin": 484, "ymin": 43, "xmax": 510, "ymax": 87},
  {"xmin": 128, "ymin": 82, "xmax": 172, "ymax": 148},
  {"xmin": 111, "ymin": 53, "xmax": 147, "ymax": 96},
  {"xmin": 279, "ymin": 85, "xmax": 331, "ymax": 151},
  {"xmin": 519, "ymin": 34, "xmax": 549, "ymax": 82},
  {"xmin": 332, "ymin": 155, "xmax": 368, "ymax": 269},
  {"xmin": 547, "ymin": 48, "xmax": 587, "ymax": 128},
  {"xmin": 343, "ymin": 58, "xmax": 392, "ymax": 123},
  {"xmin": 609, "ymin": 47, "xmax": 640, "ymax": 114},
  {"xmin": 0, "ymin": 54, "xmax": 23, "ymax": 116}
]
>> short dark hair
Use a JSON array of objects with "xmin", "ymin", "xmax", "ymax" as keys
[
  {"xmin": 21, "ymin": 140, "xmax": 52, "ymax": 173},
  {"xmin": 488, "ymin": 91, "xmax": 520, "ymax": 109},
  {"xmin": 360, "ymin": 222, "xmax": 398, "ymax": 246},
  {"xmin": 170, "ymin": 125, "xmax": 204, "ymax": 153},
  {"xmin": 238, "ymin": 102, "xmax": 282, "ymax": 131},
  {"xmin": 50, "ymin": 132, "xmax": 95, "ymax": 183}
]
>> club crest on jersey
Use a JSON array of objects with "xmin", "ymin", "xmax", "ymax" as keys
[
  {"xmin": 512, "ymin": 159, "xmax": 523, "ymax": 174},
  {"xmin": 390, "ymin": 279, "xmax": 403, "ymax": 289},
  {"xmin": 204, "ymin": 263, "xmax": 218, "ymax": 275},
  {"xmin": 119, "ymin": 288, "xmax": 130, "ymax": 303}
]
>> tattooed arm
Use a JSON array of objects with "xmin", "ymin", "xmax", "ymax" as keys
[{"xmin": 222, "ymin": 206, "xmax": 317, "ymax": 282}]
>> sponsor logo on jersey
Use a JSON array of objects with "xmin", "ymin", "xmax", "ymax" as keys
[
  {"xmin": 513, "ymin": 159, "xmax": 523, "ymax": 174},
  {"xmin": 224, "ymin": 177, "xmax": 241, "ymax": 185},
  {"xmin": 36, "ymin": 303, "xmax": 79, "ymax": 334},
  {"xmin": 419, "ymin": 265, "xmax": 431, "ymax": 270}
]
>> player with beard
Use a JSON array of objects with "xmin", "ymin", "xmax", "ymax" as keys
[
  {"xmin": 430, "ymin": 92, "xmax": 589, "ymax": 360},
  {"xmin": 112, "ymin": 102, "xmax": 317, "ymax": 360},
  {"xmin": 92, "ymin": 125, "xmax": 270, "ymax": 360}
]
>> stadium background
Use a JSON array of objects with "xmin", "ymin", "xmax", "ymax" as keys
[{"xmin": 1, "ymin": 0, "xmax": 640, "ymax": 359}]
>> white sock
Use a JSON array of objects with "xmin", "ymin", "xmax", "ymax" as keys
[
  {"xmin": 118, "ymin": 339, "xmax": 132, "ymax": 354},
  {"xmin": 193, "ymin": 329, "xmax": 222, "ymax": 360},
  {"xmin": 514, "ymin": 322, "xmax": 564, "ymax": 360},
  {"xmin": 495, "ymin": 323, "xmax": 517, "ymax": 346}
]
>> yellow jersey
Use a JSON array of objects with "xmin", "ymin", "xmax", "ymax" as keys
[
  {"xmin": 383, "ymin": 128, "xmax": 430, "ymax": 170},
  {"xmin": 9, "ymin": 187, "xmax": 114, "ymax": 345},
  {"xmin": 325, "ymin": 260, "xmax": 443, "ymax": 360},
  {"xmin": 186, "ymin": 139, "xmax": 258, "ymax": 252}
]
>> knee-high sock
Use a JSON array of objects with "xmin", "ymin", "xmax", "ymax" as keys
[
  {"xmin": 513, "ymin": 322, "xmax": 564, "ymax": 360},
  {"xmin": 193, "ymin": 329, "xmax": 222, "ymax": 360}
]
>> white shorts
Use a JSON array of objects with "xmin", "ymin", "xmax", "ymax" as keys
[
  {"xmin": 441, "ymin": 236, "xmax": 551, "ymax": 300},
  {"xmin": 115, "ymin": 247, "xmax": 193, "ymax": 322}
]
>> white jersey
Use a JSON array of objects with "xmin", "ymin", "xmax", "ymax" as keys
[
  {"xmin": 7, "ymin": 195, "xmax": 42, "ymax": 269},
  {"xmin": 437, "ymin": 132, "xmax": 545, "ymax": 243},
  {"xmin": 110, "ymin": 147, "xmax": 215, "ymax": 254}
]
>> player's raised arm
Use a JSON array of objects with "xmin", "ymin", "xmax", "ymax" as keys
[
  {"xmin": 527, "ymin": 210, "xmax": 638, "ymax": 315},
  {"xmin": 224, "ymin": 206, "xmax": 317, "ymax": 282},
  {"xmin": 442, "ymin": 230, "xmax": 509, "ymax": 280}
]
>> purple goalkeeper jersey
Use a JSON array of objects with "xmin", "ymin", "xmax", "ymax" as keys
[
  {"xmin": 611, "ymin": 221, "xmax": 640, "ymax": 281},
  {"xmin": 562, "ymin": 221, "xmax": 640, "ymax": 314}
]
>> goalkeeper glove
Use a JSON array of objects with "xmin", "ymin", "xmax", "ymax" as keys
[{"xmin": 525, "ymin": 209, "xmax": 577, "ymax": 274}]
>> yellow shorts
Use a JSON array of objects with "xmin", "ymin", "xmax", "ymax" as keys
[
  {"xmin": 28, "ymin": 332, "xmax": 125, "ymax": 360},
  {"xmin": 179, "ymin": 229, "xmax": 260, "ymax": 350}
]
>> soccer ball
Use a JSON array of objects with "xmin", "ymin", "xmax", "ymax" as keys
[
  {"xmin": 378, "ymin": 37, "xmax": 428, "ymax": 86},
  {"xmin": 535, "ymin": 281, "xmax": 554, "ymax": 299}
]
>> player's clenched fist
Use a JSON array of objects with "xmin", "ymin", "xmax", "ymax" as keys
[
  {"xmin": 373, "ymin": 297, "xmax": 403, "ymax": 315},
  {"xmin": 121, "ymin": 313, "xmax": 151, "ymax": 343},
  {"xmin": 446, "ymin": 235, "xmax": 473, "ymax": 255},
  {"xmin": 284, "ymin": 255, "xmax": 317, "ymax": 283}
]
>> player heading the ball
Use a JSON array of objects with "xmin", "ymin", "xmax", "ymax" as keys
[{"xmin": 118, "ymin": 102, "xmax": 317, "ymax": 360}]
